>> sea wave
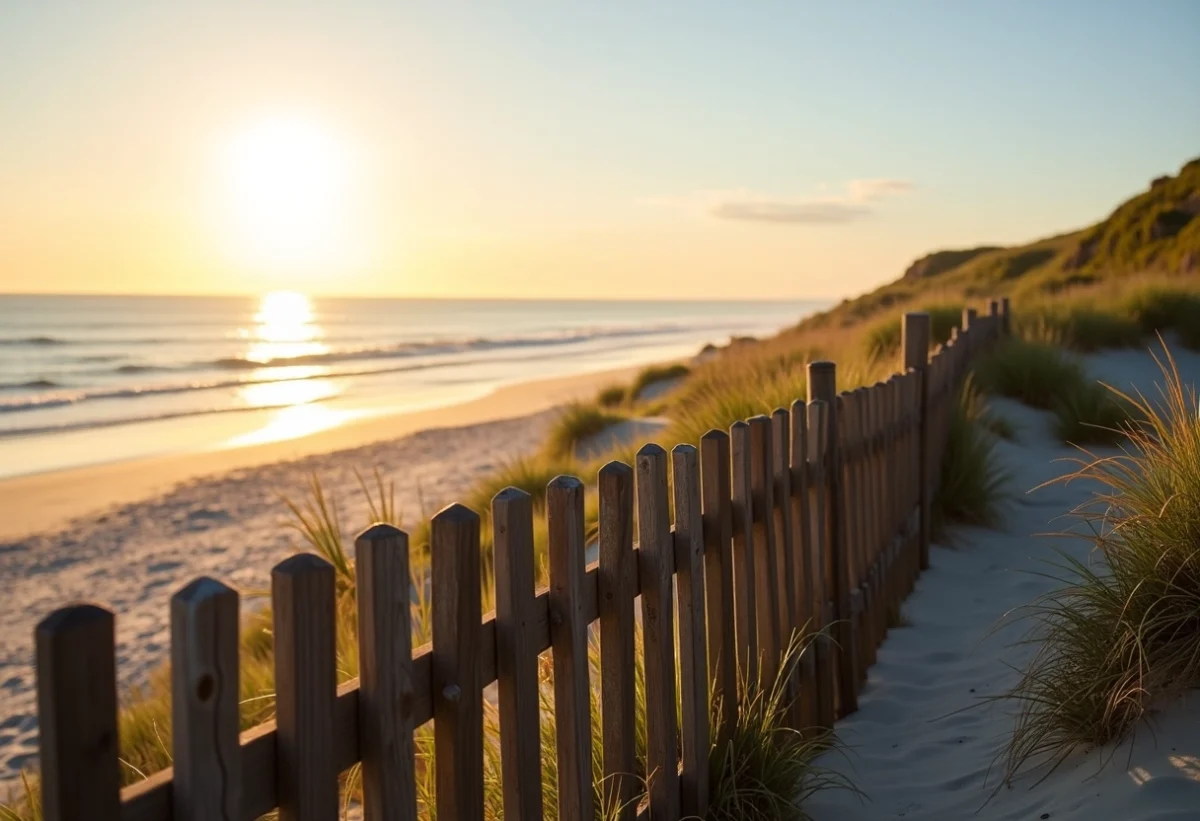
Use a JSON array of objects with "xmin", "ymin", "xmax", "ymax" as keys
[
  {"xmin": 0, "ymin": 379, "xmax": 61, "ymax": 391},
  {"xmin": 0, "ymin": 399, "xmax": 331, "ymax": 439}
]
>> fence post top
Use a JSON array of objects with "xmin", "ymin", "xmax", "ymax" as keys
[
  {"xmin": 904, "ymin": 310, "xmax": 931, "ymax": 321},
  {"xmin": 173, "ymin": 576, "xmax": 236, "ymax": 602},
  {"xmin": 598, "ymin": 459, "xmax": 633, "ymax": 479},
  {"xmin": 433, "ymin": 502, "xmax": 479, "ymax": 525},
  {"xmin": 36, "ymin": 602, "xmax": 112, "ymax": 635},
  {"xmin": 273, "ymin": 551, "xmax": 334, "ymax": 576},
  {"xmin": 548, "ymin": 474, "xmax": 584, "ymax": 492},
  {"xmin": 808, "ymin": 360, "xmax": 835, "ymax": 373},
  {"xmin": 671, "ymin": 442, "xmax": 698, "ymax": 457},
  {"xmin": 356, "ymin": 522, "xmax": 407, "ymax": 544},
  {"xmin": 636, "ymin": 442, "xmax": 667, "ymax": 459},
  {"xmin": 700, "ymin": 427, "xmax": 730, "ymax": 443}
]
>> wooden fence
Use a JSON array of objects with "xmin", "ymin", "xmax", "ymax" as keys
[{"xmin": 30, "ymin": 301, "xmax": 1009, "ymax": 821}]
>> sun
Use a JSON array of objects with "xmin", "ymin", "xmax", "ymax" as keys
[{"xmin": 222, "ymin": 115, "xmax": 358, "ymax": 275}]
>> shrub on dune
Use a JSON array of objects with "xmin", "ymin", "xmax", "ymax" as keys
[
  {"xmin": 630, "ymin": 362, "xmax": 690, "ymax": 400},
  {"xmin": 931, "ymin": 376, "xmax": 1009, "ymax": 535},
  {"xmin": 596, "ymin": 383, "xmax": 628, "ymax": 407},
  {"xmin": 862, "ymin": 303, "xmax": 962, "ymax": 361},
  {"xmin": 542, "ymin": 401, "xmax": 625, "ymax": 460},
  {"xmin": 1005, "ymin": 347, "xmax": 1200, "ymax": 780}
]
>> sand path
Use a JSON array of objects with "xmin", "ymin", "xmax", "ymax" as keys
[{"xmin": 807, "ymin": 343, "xmax": 1200, "ymax": 820}]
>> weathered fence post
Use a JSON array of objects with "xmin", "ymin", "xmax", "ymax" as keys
[
  {"xmin": 729, "ymin": 420, "xmax": 759, "ymax": 682},
  {"xmin": 904, "ymin": 312, "xmax": 932, "ymax": 571},
  {"xmin": 355, "ymin": 524, "xmax": 418, "ymax": 821},
  {"xmin": 272, "ymin": 553, "xmax": 338, "ymax": 821},
  {"xmin": 637, "ymin": 444, "xmax": 680, "ymax": 820},
  {"xmin": 35, "ymin": 605, "xmax": 122, "ymax": 821},
  {"xmin": 493, "ymin": 489, "xmax": 544, "ymax": 821},
  {"xmin": 548, "ymin": 476, "xmax": 594, "ymax": 821},
  {"xmin": 598, "ymin": 461, "xmax": 637, "ymax": 821},
  {"xmin": 672, "ymin": 444, "xmax": 710, "ymax": 818},
  {"xmin": 1001, "ymin": 296, "xmax": 1012, "ymax": 335},
  {"xmin": 807, "ymin": 361, "xmax": 857, "ymax": 718},
  {"xmin": 748, "ymin": 415, "xmax": 781, "ymax": 686},
  {"xmin": 431, "ymin": 504, "xmax": 484, "ymax": 821},
  {"xmin": 700, "ymin": 430, "xmax": 737, "ymax": 744},
  {"xmin": 171, "ymin": 578, "xmax": 242, "ymax": 821}
]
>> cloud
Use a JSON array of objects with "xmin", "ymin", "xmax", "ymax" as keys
[{"xmin": 651, "ymin": 178, "xmax": 914, "ymax": 225}]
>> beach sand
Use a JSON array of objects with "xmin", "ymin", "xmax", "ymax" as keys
[
  {"xmin": 0, "ymin": 362, "xmax": 651, "ymax": 787},
  {"xmin": 805, "ymin": 342, "xmax": 1200, "ymax": 820}
]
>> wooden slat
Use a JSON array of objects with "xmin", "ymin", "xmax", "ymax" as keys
[
  {"xmin": 598, "ymin": 460, "xmax": 637, "ymax": 821},
  {"xmin": 790, "ymin": 400, "xmax": 818, "ymax": 731},
  {"xmin": 770, "ymin": 407, "xmax": 802, "ymax": 729},
  {"xmin": 805, "ymin": 400, "xmax": 834, "ymax": 728},
  {"xmin": 492, "ymin": 488, "xmax": 544, "ymax": 821},
  {"xmin": 431, "ymin": 504, "xmax": 484, "ymax": 821},
  {"xmin": 807, "ymin": 360, "xmax": 857, "ymax": 718},
  {"xmin": 672, "ymin": 444, "xmax": 710, "ymax": 818},
  {"xmin": 170, "ymin": 578, "xmax": 241, "ymax": 821},
  {"xmin": 748, "ymin": 414, "xmax": 780, "ymax": 685},
  {"xmin": 272, "ymin": 553, "xmax": 338, "ymax": 821},
  {"xmin": 36, "ymin": 604, "xmax": 121, "ymax": 821},
  {"xmin": 700, "ymin": 430, "xmax": 737, "ymax": 743},
  {"xmin": 636, "ymin": 443, "xmax": 680, "ymax": 820},
  {"xmin": 547, "ymin": 476, "xmax": 595, "ymax": 821},
  {"xmin": 355, "ymin": 524, "xmax": 418, "ymax": 821},
  {"xmin": 903, "ymin": 312, "xmax": 932, "ymax": 571},
  {"xmin": 729, "ymin": 420, "xmax": 759, "ymax": 682}
]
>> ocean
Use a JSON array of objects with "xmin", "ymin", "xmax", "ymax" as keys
[{"xmin": 0, "ymin": 293, "xmax": 825, "ymax": 478}]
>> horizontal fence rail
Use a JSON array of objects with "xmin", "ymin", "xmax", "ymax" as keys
[{"xmin": 31, "ymin": 303, "xmax": 1009, "ymax": 821}]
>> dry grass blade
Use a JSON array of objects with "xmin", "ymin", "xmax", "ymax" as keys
[{"xmin": 1003, "ymin": 342, "xmax": 1200, "ymax": 782}]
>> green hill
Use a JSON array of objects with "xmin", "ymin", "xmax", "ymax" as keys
[{"xmin": 815, "ymin": 156, "xmax": 1200, "ymax": 331}]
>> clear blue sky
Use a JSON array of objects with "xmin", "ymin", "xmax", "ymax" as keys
[{"xmin": 1, "ymin": 1, "xmax": 1198, "ymax": 298}]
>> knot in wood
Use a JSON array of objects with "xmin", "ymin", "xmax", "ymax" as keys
[{"xmin": 442, "ymin": 683, "xmax": 461, "ymax": 702}]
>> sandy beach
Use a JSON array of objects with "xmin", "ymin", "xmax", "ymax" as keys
[
  {"xmin": 805, "ymin": 343, "xmax": 1200, "ymax": 820},
  {"xmin": 0, "ymin": 362, "xmax": 648, "ymax": 786}
]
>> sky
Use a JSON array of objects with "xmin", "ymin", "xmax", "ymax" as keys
[{"xmin": 1, "ymin": 1, "xmax": 1198, "ymax": 300}]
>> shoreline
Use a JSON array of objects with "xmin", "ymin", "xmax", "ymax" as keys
[{"xmin": 0, "ymin": 361, "xmax": 650, "ymax": 542}]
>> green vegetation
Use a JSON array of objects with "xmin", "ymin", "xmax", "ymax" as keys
[
  {"xmin": 629, "ymin": 362, "xmax": 690, "ymax": 400},
  {"xmin": 595, "ymin": 383, "xmax": 628, "ymax": 408},
  {"xmin": 1005, "ymin": 348, "xmax": 1200, "ymax": 779},
  {"xmin": 543, "ymin": 401, "xmax": 626, "ymax": 460},
  {"xmin": 708, "ymin": 632, "xmax": 855, "ymax": 821},
  {"xmin": 931, "ymin": 377, "xmax": 1009, "ymax": 536},
  {"xmin": 974, "ymin": 338, "xmax": 1134, "ymax": 445}
]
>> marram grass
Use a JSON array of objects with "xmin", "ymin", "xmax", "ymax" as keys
[{"xmin": 1004, "ymin": 345, "xmax": 1200, "ymax": 782}]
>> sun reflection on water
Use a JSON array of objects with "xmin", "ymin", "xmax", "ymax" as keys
[
  {"xmin": 222, "ymin": 292, "xmax": 355, "ymax": 447},
  {"xmin": 243, "ymin": 290, "xmax": 329, "ymax": 363}
]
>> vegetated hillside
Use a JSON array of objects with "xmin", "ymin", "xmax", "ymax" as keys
[{"xmin": 812, "ymin": 155, "xmax": 1200, "ymax": 332}]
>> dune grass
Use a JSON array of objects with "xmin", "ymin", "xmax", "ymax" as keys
[
  {"xmin": 974, "ymin": 337, "xmax": 1134, "ymax": 444},
  {"xmin": 1004, "ymin": 347, "xmax": 1200, "ymax": 781},
  {"xmin": 543, "ymin": 401, "xmax": 626, "ymax": 460},
  {"xmin": 629, "ymin": 362, "xmax": 689, "ymax": 400},
  {"xmin": 931, "ymin": 376, "xmax": 1010, "ymax": 537},
  {"xmin": 595, "ymin": 383, "xmax": 628, "ymax": 408}
]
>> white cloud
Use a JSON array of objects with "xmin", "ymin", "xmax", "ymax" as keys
[{"xmin": 650, "ymin": 179, "xmax": 914, "ymax": 225}]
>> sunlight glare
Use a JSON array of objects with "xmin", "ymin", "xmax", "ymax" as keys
[
  {"xmin": 223, "ymin": 116, "xmax": 358, "ymax": 274},
  {"xmin": 245, "ymin": 291, "xmax": 327, "ymax": 363}
]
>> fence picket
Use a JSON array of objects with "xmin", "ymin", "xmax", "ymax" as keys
[
  {"xmin": 700, "ymin": 430, "xmax": 738, "ymax": 742},
  {"xmin": 637, "ymin": 444, "xmax": 680, "ymax": 820},
  {"xmin": 492, "ymin": 489, "xmax": 544, "ymax": 821},
  {"xmin": 729, "ymin": 420, "xmax": 759, "ymax": 682},
  {"xmin": 748, "ymin": 415, "xmax": 780, "ymax": 685},
  {"xmin": 171, "ymin": 578, "xmax": 241, "ymax": 821},
  {"xmin": 431, "ymin": 504, "xmax": 484, "ymax": 821},
  {"xmin": 35, "ymin": 605, "xmax": 122, "ymax": 821},
  {"xmin": 672, "ymin": 444, "xmax": 710, "ymax": 817},
  {"xmin": 548, "ymin": 476, "xmax": 595, "ymax": 821},
  {"xmin": 598, "ymin": 461, "xmax": 637, "ymax": 821}
]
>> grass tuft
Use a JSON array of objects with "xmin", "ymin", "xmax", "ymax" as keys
[
  {"xmin": 708, "ymin": 629, "xmax": 857, "ymax": 820},
  {"xmin": 542, "ymin": 401, "xmax": 625, "ymax": 460},
  {"xmin": 595, "ymin": 383, "xmax": 628, "ymax": 408},
  {"xmin": 1004, "ymin": 345, "xmax": 1200, "ymax": 781},
  {"xmin": 931, "ymin": 376, "xmax": 1009, "ymax": 536},
  {"xmin": 630, "ymin": 362, "xmax": 689, "ymax": 400}
]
